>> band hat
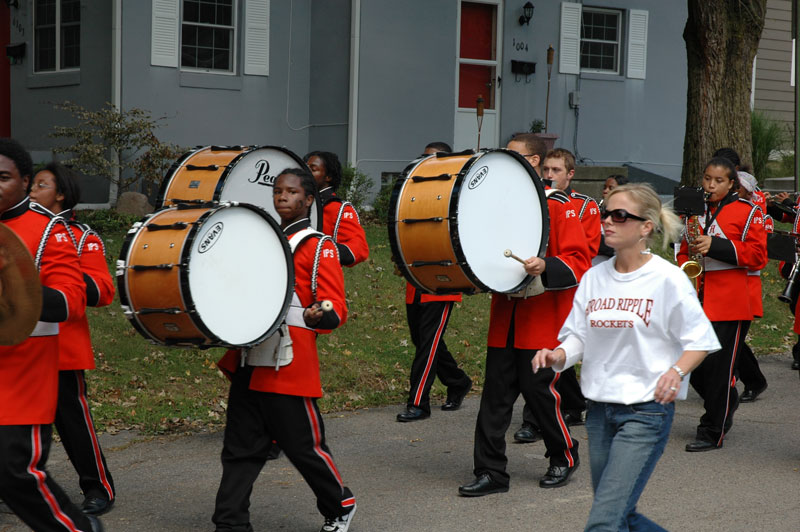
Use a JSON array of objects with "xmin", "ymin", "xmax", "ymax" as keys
[{"xmin": 738, "ymin": 171, "xmax": 757, "ymax": 193}]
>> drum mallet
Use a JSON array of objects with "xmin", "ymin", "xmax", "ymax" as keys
[
  {"xmin": 503, "ymin": 249, "xmax": 526, "ymax": 265},
  {"xmin": 320, "ymin": 300, "xmax": 334, "ymax": 312}
]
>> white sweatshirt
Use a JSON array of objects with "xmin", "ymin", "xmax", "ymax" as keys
[{"xmin": 553, "ymin": 254, "xmax": 721, "ymax": 404}]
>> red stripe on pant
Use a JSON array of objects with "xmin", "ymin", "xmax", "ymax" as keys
[
  {"xmin": 548, "ymin": 372, "xmax": 577, "ymax": 467},
  {"xmin": 303, "ymin": 398, "xmax": 344, "ymax": 486},
  {"xmin": 718, "ymin": 321, "xmax": 742, "ymax": 447},
  {"xmin": 412, "ymin": 304, "xmax": 451, "ymax": 406},
  {"xmin": 27, "ymin": 426, "xmax": 82, "ymax": 532},
  {"xmin": 74, "ymin": 371, "xmax": 114, "ymax": 500}
]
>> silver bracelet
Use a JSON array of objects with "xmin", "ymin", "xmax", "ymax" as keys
[{"xmin": 671, "ymin": 364, "xmax": 686, "ymax": 380}]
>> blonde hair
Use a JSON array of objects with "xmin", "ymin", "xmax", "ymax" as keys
[{"xmin": 606, "ymin": 183, "xmax": 681, "ymax": 249}]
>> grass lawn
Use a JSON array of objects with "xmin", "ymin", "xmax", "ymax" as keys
[{"xmin": 84, "ymin": 217, "xmax": 794, "ymax": 435}]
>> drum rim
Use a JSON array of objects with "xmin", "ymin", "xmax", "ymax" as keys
[
  {"xmin": 449, "ymin": 148, "xmax": 550, "ymax": 294},
  {"xmin": 178, "ymin": 202, "xmax": 295, "ymax": 347}
]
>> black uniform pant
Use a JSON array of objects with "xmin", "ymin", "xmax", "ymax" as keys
[
  {"xmin": 473, "ymin": 335, "xmax": 578, "ymax": 486},
  {"xmin": 213, "ymin": 366, "xmax": 354, "ymax": 532},
  {"xmin": 521, "ymin": 366, "xmax": 585, "ymax": 427},
  {"xmin": 690, "ymin": 320, "xmax": 745, "ymax": 445},
  {"xmin": 54, "ymin": 370, "xmax": 115, "ymax": 502},
  {"xmin": 405, "ymin": 299, "xmax": 471, "ymax": 414},
  {"xmin": 0, "ymin": 424, "xmax": 95, "ymax": 532},
  {"xmin": 735, "ymin": 322, "xmax": 767, "ymax": 391}
]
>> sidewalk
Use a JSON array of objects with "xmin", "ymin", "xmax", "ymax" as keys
[{"xmin": 2, "ymin": 354, "xmax": 798, "ymax": 531}]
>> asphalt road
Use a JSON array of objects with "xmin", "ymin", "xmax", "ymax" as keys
[{"xmin": 2, "ymin": 354, "xmax": 798, "ymax": 531}]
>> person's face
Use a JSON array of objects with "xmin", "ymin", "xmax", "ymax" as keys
[
  {"xmin": 0, "ymin": 155, "xmax": 29, "ymax": 214},
  {"xmin": 737, "ymin": 185, "xmax": 752, "ymax": 200},
  {"xmin": 273, "ymin": 173, "xmax": 313, "ymax": 225},
  {"xmin": 29, "ymin": 170, "xmax": 64, "ymax": 212},
  {"xmin": 506, "ymin": 140, "xmax": 540, "ymax": 171},
  {"xmin": 601, "ymin": 192, "xmax": 652, "ymax": 251},
  {"xmin": 541, "ymin": 156, "xmax": 574, "ymax": 190},
  {"xmin": 306, "ymin": 156, "xmax": 330, "ymax": 189},
  {"xmin": 702, "ymin": 165, "xmax": 734, "ymax": 202},
  {"xmin": 602, "ymin": 177, "xmax": 618, "ymax": 199},
  {"xmin": 423, "ymin": 147, "xmax": 439, "ymax": 155}
]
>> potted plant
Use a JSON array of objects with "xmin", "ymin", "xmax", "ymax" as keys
[{"xmin": 528, "ymin": 119, "xmax": 559, "ymax": 152}]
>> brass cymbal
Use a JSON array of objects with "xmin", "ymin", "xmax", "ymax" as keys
[{"xmin": 0, "ymin": 223, "xmax": 42, "ymax": 346}]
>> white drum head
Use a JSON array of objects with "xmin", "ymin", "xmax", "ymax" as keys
[
  {"xmin": 220, "ymin": 147, "xmax": 322, "ymax": 230},
  {"xmin": 456, "ymin": 151, "xmax": 546, "ymax": 293},
  {"xmin": 185, "ymin": 205, "xmax": 291, "ymax": 346}
]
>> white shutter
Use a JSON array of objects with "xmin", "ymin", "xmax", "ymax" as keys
[
  {"xmin": 626, "ymin": 9, "xmax": 648, "ymax": 79},
  {"xmin": 244, "ymin": 0, "xmax": 270, "ymax": 76},
  {"xmin": 559, "ymin": 2, "xmax": 582, "ymax": 75},
  {"xmin": 151, "ymin": 0, "xmax": 179, "ymax": 67}
]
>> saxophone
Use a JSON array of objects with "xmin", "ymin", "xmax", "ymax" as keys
[{"xmin": 681, "ymin": 215, "xmax": 704, "ymax": 290}]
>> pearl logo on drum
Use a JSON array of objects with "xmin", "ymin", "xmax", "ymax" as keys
[
  {"xmin": 198, "ymin": 222, "xmax": 224, "ymax": 253},
  {"xmin": 468, "ymin": 166, "xmax": 489, "ymax": 190},
  {"xmin": 249, "ymin": 159, "xmax": 277, "ymax": 187}
]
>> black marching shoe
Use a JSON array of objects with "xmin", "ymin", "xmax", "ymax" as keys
[
  {"xmin": 396, "ymin": 406, "xmax": 430, "ymax": 422},
  {"xmin": 539, "ymin": 458, "xmax": 579, "ymax": 489},
  {"xmin": 563, "ymin": 410, "xmax": 585, "ymax": 426},
  {"xmin": 458, "ymin": 473, "xmax": 509, "ymax": 497},
  {"xmin": 442, "ymin": 379, "xmax": 472, "ymax": 411},
  {"xmin": 81, "ymin": 496, "xmax": 113, "ymax": 516},
  {"xmin": 685, "ymin": 439, "xmax": 722, "ymax": 452},
  {"xmin": 740, "ymin": 383, "xmax": 767, "ymax": 403},
  {"xmin": 86, "ymin": 515, "xmax": 105, "ymax": 532},
  {"xmin": 792, "ymin": 359, "xmax": 800, "ymax": 371},
  {"xmin": 513, "ymin": 423, "xmax": 542, "ymax": 443}
]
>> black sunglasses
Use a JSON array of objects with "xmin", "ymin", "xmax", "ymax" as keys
[{"xmin": 600, "ymin": 208, "xmax": 647, "ymax": 223}]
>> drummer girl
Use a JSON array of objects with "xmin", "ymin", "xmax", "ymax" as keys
[
  {"xmin": 676, "ymin": 157, "xmax": 767, "ymax": 452},
  {"xmin": 213, "ymin": 168, "xmax": 357, "ymax": 532},
  {"xmin": 29, "ymin": 162, "xmax": 117, "ymax": 515},
  {"xmin": 304, "ymin": 151, "xmax": 369, "ymax": 267}
]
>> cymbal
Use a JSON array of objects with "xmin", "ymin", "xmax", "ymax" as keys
[{"xmin": 0, "ymin": 223, "xmax": 42, "ymax": 345}]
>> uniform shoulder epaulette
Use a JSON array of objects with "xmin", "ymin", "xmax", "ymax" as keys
[
  {"xmin": 546, "ymin": 189, "xmax": 570, "ymax": 204},
  {"xmin": 737, "ymin": 197, "xmax": 756, "ymax": 208},
  {"xmin": 29, "ymin": 202, "xmax": 57, "ymax": 218},
  {"xmin": 569, "ymin": 190, "xmax": 592, "ymax": 201}
]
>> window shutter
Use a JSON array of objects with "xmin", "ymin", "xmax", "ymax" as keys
[
  {"xmin": 626, "ymin": 9, "xmax": 648, "ymax": 79},
  {"xmin": 244, "ymin": 0, "xmax": 270, "ymax": 76},
  {"xmin": 559, "ymin": 2, "xmax": 581, "ymax": 75},
  {"xmin": 151, "ymin": 0, "xmax": 179, "ymax": 67}
]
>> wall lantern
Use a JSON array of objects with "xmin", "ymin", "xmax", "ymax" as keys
[
  {"xmin": 5, "ymin": 0, "xmax": 19, "ymax": 8},
  {"xmin": 6, "ymin": 42, "xmax": 25, "ymax": 65},
  {"xmin": 519, "ymin": 2, "xmax": 534, "ymax": 26}
]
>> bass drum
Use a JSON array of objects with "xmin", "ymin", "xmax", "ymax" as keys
[
  {"xmin": 388, "ymin": 149, "xmax": 549, "ymax": 294},
  {"xmin": 158, "ymin": 145, "xmax": 322, "ymax": 230},
  {"xmin": 117, "ymin": 203, "xmax": 293, "ymax": 348}
]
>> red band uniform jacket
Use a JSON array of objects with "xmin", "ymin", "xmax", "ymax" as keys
[
  {"xmin": 567, "ymin": 188, "xmax": 602, "ymax": 258},
  {"xmin": 218, "ymin": 218, "xmax": 348, "ymax": 398},
  {"xmin": 35, "ymin": 206, "xmax": 116, "ymax": 370},
  {"xmin": 677, "ymin": 196, "xmax": 767, "ymax": 321},
  {"xmin": 319, "ymin": 187, "xmax": 369, "ymax": 267},
  {"xmin": 0, "ymin": 199, "xmax": 85, "ymax": 424},
  {"xmin": 487, "ymin": 189, "xmax": 591, "ymax": 349}
]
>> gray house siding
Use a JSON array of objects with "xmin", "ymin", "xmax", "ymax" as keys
[{"xmin": 754, "ymin": 0, "xmax": 793, "ymax": 135}]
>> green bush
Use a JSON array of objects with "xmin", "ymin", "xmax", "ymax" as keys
[
  {"xmin": 369, "ymin": 178, "xmax": 396, "ymax": 224},
  {"xmin": 751, "ymin": 110, "xmax": 787, "ymax": 180},
  {"xmin": 339, "ymin": 165, "xmax": 374, "ymax": 213},
  {"xmin": 75, "ymin": 209, "xmax": 142, "ymax": 234}
]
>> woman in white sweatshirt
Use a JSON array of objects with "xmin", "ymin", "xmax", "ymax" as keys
[{"xmin": 532, "ymin": 183, "xmax": 720, "ymax": 531}]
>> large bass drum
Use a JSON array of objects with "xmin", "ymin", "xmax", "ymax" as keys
[
  {"xmin": 117, "ymin": 203, "xmax": 293, "ymax": 348},
  {"xmin": 158, "ymin": 145, "xmax": 322, "ymax": 230},
  {"xmin": 388, "ymin": 149, "xmax": 549, "ymax": 294}
]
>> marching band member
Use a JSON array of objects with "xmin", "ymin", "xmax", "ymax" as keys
[
  {"xmin": 504, "ymin": 138, "xmax": 589, "ymax": 443},
  {"xmin": 396, "ymin": 142, "xmax": 472, "ymax": 422},
  {"xmin": 677, "ymin": 157, "xmax": 767, "ymax": 451},
  {"xmin": 304, "ymin": 150, "xmax": 369, "ymax": 267},
  {"xmin": 458, "ymin": 148, "xmax": 591, "ymax": 496},
  {"xmin": 213, "ymin": 168, "xmax": 356, "ymax": 532},
  {"xmin": 734, "ymin": 172, "xmax": 768, "ymax": 402},
  {"xmin": 0, "ymin": 139, "xmax": 103, "ymax": 531},
  {"xmin": 29, "ymin": 163, "xmax": 117, "ymax": 515},
  {"xmin": 533, "ymin": 183, "xmax": 719, "ymax": 531}
]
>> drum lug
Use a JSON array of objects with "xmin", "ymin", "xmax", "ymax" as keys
[
  {"xmin": 115, "ymin": 260, "xmax": 126, "ymax": 277},
  {"xmin": 127, "ymin": 222, "xmax": 143, "ymax": 234}
]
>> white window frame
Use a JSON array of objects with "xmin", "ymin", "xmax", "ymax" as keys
[
  {"xmin": 579, "ymin": 6, "xmax": 623, "ymax": 75},
  {"xmin": 180, "ymin": 0, "xmax": 239, "ymax": 75},
  {"xmin": 33, "ymin": 0, "xmax": 80, "ymax": 73}
]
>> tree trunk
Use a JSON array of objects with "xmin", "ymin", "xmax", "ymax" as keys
[{"xmin": 681, "ymin": 0, "xmax": 767, "ymax": 186}]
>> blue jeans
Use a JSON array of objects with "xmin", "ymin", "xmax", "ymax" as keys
[{"xmin": 584, "ymin": 400, "xmax": 674, "ymax": 532}]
